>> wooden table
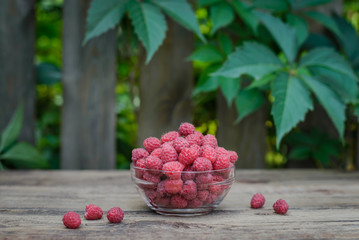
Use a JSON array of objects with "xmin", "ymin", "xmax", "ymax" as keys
[{"xmin": 1, "ymin": 170, "xmax": 359, "ymax": 239}]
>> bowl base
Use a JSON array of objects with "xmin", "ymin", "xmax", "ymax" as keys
[{"xmin": 149, "ymin": 206, "xmax": 214, "ymax": 216}]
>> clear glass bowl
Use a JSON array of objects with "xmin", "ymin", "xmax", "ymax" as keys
[{"xmin": 130, "ymin": 163, "xmax": 235, "ymax": 216}]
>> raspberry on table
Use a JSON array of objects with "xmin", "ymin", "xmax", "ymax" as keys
[
  {"xmin": 250, "ymin": 193, "xmax": 266, "ymax": 209},
  {"xmin": 165, "ymin": 179, "xmax": 183, "ymax": 194},
  {"xmin": 178, "ymin": 122, "xmax": 195, "ymax": 136},
  {"xmin": 131, "ymin": 148, "xmax": 149, "ymax": 163},
  {"xmin": 202, "ymin": 134, "xmax": 218, "ymax": 148},
  {"xmin": 213, "ymin": 154, "xmax": 230, "ymax": 170},
  {"xmin": 145, "ymin": 156, "xmax": 163, "ymax": 170},
  {"xmin": 161, "ymin": 131, "xmax": 180, "ymax": 143},
  {"xmin": 143, "ymin": 137, "xmax": 161, "ymax": 153},
  {"xmin": 63, "ymin": 211, "xmax": 81, "ymax": 229},
  {"xmin": 201, "ymin": 145, "xmax": 217, "ymax": 164},
  {"xmin": 107, "ymin": 207, "xmax": 124, "ymax": 223},
  {"xmin": 162, "ymin": 161, "xmax": 184, "ymax": 179},
  {"xmin": 178, "ymin": 147, "xmax": 199, "ymax": 166},
  {"xmin": 192, "ymin": 157, "xmax": 213, "ymax": 171},
  {"xmin": 228, "ymin": 151, "xmax": 238, "ymax": 163},
  {"xmin": 173, "ymin": 137, "xmax": 190, "ymax": 153},
  {"xmin": 186, "ymin": 133, "xmax": 202, "ymax": 146},
  {"xmin": 161, "ymin": 144, "xmax": 178, "ymax": 163},
  {"xmin": 170, "ymin": 195, "xmax": 188, "ymax": 208},
  {"xmin": 84, "ymin": 204, "xmax": 103, "ymax": 220},
  {"xmin": 273, "ymin": 199, "xmax": 289, "ymax": 214},
  {"xmin": 180, "ymin": 180, "xmax": 197, "ymax": 200}
]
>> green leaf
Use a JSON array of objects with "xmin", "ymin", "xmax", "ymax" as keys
[
  {"xmin": 271, "ymin": 73, "xmax": 314, "ymax": 147},
  {"xmin": 0, "ymin": 161, "xmax": 4, "ymax": 171},
  {"xmin": 0, "ymin": 104, "xmax": 23, "ymax": 153},
  {"xmin": 198, "ymin": 0, "xmax": 222, "ymax": 7},
  {"xmin": 305, "ymin": 11, "xmax": 343, "ymax": 40},
  {"xmin": 257, "ymin": 12, "xmax": 298, "ymax": 63},
  {"xmin": 299, "ymin": 47, "xmax": 357, "ymax": 81},
  {"xmin": 354, "ymin": 105, "xmax": 359, "ymax": 119},
  {"xmin": 1, "ymin": 142, "xmax": 48, "ymax": 169},
  {"xmin": 286, "ymin": 13, "xmax": 308, "ymax": 47},
  {"xmin": 209, "ymin": 2, "xmax": 235, "ymax": 36},
  {"xmin": 300, "ymin": 75, "xmax": 345, "ymax": 140},
  {"xmin": 193, "ymin": 65, "xmax": 221, "ymax": 95},
  {"xmin": 247, "ymin": 74, "xmax": 275, "ymax": 89},
  {"xmin": 129, "ymin": 1, "xmax": 167, "ymax": 64},
  {"xmin": 288, "ymin": 0, "xmax": 333, "ymax": 10},
  {"xmin": 84, "ymin": 0, "xmax": 127, "ymax": 44},
  {"xmin": 303, "ymin": 33, "xmax": 336, "ymax": 49},
  {"xmin": 212, "ymin": 42, "xmax": 283, "ymax": 79},
  {"xmin": 220, "ymin": 77, "xmax": 240, "ymax": 107},
  {"xmin": 288, "ymin": 146, "xmax": 311, "ymax": 160},
  {"xmin": 308, "ymin": 66, "xmax": 358, "ymax": 103},
  {"xmin": 187, "ymin": 45, "xmax": 224, "ymax": 63},
  {"xmin": 235, "ymin": 88, "xmax": 265, "ymax": 122},
  {"xmin": 253, "ymin": 0, "xmax": 289, "ymax": 12},
  {"xmin": 151, "ymin": 0, "xmax": 205, "ymax": 42},
  {"xmin": 36, "ymin": 63, "xmax": 61, "ymax": 85},
  {"xmin": 218, "ymin": 33, "xmax": 233, "ymax": 55},
  {"xmin": 231, "ymin": 0, "xmax": 258, "ymax": 34}
]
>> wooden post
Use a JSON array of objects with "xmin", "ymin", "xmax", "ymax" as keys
[
  {"xmin": 137, "ymin": 19, "xmax": 194, "ymax": 145},
  {"xmin": 61, "ymin": 0, "xmax": 117, "ymax": 169},
  {"xmin": 0, "ymin": 0, "xmax": 36, "ymax": 144}
]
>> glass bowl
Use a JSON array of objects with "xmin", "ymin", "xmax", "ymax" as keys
[{"xmin": 130, "ymin": 163, "xmax": 235, "ymax": 216}]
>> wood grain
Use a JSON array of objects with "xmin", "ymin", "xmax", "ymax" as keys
[{"xmin": 0, "ymin": 170, "xmax": 359, "ymax": 239}]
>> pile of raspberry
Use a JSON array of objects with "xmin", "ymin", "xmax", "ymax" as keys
[{"xmin": 131, "ymin": 122, "xmax": 238, "ymax": 209}]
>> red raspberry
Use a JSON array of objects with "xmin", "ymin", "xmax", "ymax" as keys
[
  {"xmin": 171, "ymin": 195, "xmax": 188, "ymax": 208},
  {"xmin": 84, "ymin": 204, "xmax": 103, "ymax": 220},
  {"xmin": 212, "ymin": 174, "xmax": 224, "ymax": 182},
  {"xmin": 143, "ymin": 171, "xmax": 161, "ymax": 185},
  {"xmin": 162, "ymin": 161, "xmax": 184, "ymax": 179},
  {"xmin": 145, "ymin": 189, "xmax": 158, "ymax": 201},
  {"xmin": 107, "ymin": 207, "xmax": 124, "ymax": 223},
  {"xmin": 143, "ymin": 137, "xmax": 161, "ymax": 153},
  {"xmin": 134, "ymin": 158, "xmax": 146, "ymax": 178},
  {"xmin": 197, "ymin": 190, "xmax": 209, "ymax": 202},
  {"xmin": 145, "ymin": 156, "xmax": 163, "ymax": 170},
  {"xmin": 173, "ymin": 137, "xmax": 190, "ymax": 153},
  {"xmin": 161, "ymin": 144, "xmax": 178, "ymax": 163},
  {"xmin": 156, "ymin": 180, "xmax": 167, "ymax": 198},
  {"xmin": 154, "ymin": 196, "xmax": 171, "ymax": 207},
  {"xmin": 131, "ymin": 148, "xmax": 149, "ymax": 162},
  {"xmin": 201, "ymin": 145, "xmax": 217, "ymax": 164},
  {"xmin": 181, "ymin": 166, "xmax": 195, "ymax": 181},
  {"xmin": 193, "ymin": 130, "xmax": 204, "ymax": 140},
  {"xmin": 178, "ymin": 122, "xmax": 195, "ymax": 136},
  {"xmin": 161, "ymin": 131, "xmax": 180, "ymax": 143},
  {"xmin": 180, "ymin": 180, "xmax": 197, "ymax": 200},
  {"xmin": 250, "ymin": 193, "xmax": 266, "ymax": 209},
  {"xmin": 273, "ymin": 199, "xmax": 289, "ymax": 214},
  {"xmin": 188, "ymin": 198, "xmax": 203, "ymax": 208},
  {"xmin": 196, "ymin": 173, "xmax": 213, "ymax": 190},
  {"xmin": 216, "ymin": 147, "xmax": 228, "ymax": 156},
  {"xmin": 165, "ymin": 179, "xmax": 183, "ymax": 194},
  {"xmin": 63, "ymin": 211, "xmax": 81, "ymax": 229},
  {"xmin": 214, "ymin": 154, "xmax": 230, "ymax": 170},
  {"xmin": 209, "ymin": 184, "xmax": 224, "ymax": 196},
  {"xmin": 203, "ymin": 193, "xmax": 218, "ymax": 205},
  {"xmin": 190, "ymin": 144, "xmax": 202, "ymax": 155},
  {"xmin": 178, "ymin": 147, "xmax": 199, "ymax": 166},
  {"xmin": 192, "ymin": 157, "xmax": 213, "ymax": 171},
  {"xmin": 186, "ymin": 133, "xmax": 202, "ymax": 146},
  {"xmin": 228, "ymin": 151, "xmax": 238, "ymax": 163},
  {"xmin": 202, "ymin": 134, "xmax": 218, "ymax": 148},
  {"xmin": 150, "ymin": 148, "xmax": 162, "ymax": 158}
]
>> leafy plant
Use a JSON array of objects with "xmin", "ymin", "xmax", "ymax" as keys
[
  {"xmin": 84, "ymin": 0, "xmax": 205, "ymax": 63},
  {"xmin": 0, "ymin": 104, "xmax": 48, "ymax": 170}
]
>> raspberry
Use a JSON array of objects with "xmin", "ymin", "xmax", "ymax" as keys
[
  {"xmin": 131, "ymin": 148, "xmax": 149, "ymax": 162},
  {"xmin": 165, "ymin": 179, "xmax": 183, "ymax": 194},
  {"xmin": 180, "ymin": 180, "xmax": 197, "ymax": 200},
  {"xmin": 134, "ymin": 158, "xmax": 146, "ymax": 178},
  {"xmin": 273, "ymin": 199, "xmax": 289, "ymax": 214},
  {"xmin": 170, "ymin": 195, "xmax": 188, "ymax": 208},
  {"xmin": 178, "ymin": 122, "xmax": 195, "ymax": 136},
  {"xmin": 192, "ymin": 157, "xmax": 213, "ymax": 171},
  {"xmin": 173, "ymin": 137, "xmax": 189, "ymax": 153},
  {"xmin": 193, "ymin": 131, "xmax": 204, "ymax": 140},
  {"xmin": 202, "ymin": 134, "xmax": 218, "ymax": 148},
  {"xmin": 190, "ymin": 144, "xmax": 202, "ymax": 155},
  {"xmin": 203, "ymin": 193, "xmax": 218, "ymax": 205},
  {"xmin": 156, "ymin": 180, "xmax": 167, "ymax": 198},
  {"xmin": 181, "ymin": 166, "xmax": 195, "ymax": 181},
  {"xmin": 188, "ymin": 198, "xmax": 203, "ymax": 208},
  {"xmin": 196, "ymin": 173, "xmax": 213, "ymax": 190},
  {"xmin": 153, "ymin": 196, "xmax": 171, "ymax": 206},
  {"xmin": 212, "ymin": 174, "xmax": 224, "ymax": 182},
  {"xmin": 143, "ymin": 171, "xmax": 161, "ymax": 184},
  {"xmin": 162, "ymin": 161, "xmax": 184, "ymax": 179},
  {"xmin": 63, "ymin": 211, "xmax": 81, "ymax": 229},
  {"xmin": 228, "ymin": 151, "xmax": 238, "ymax": 163},
  {"xmin": 84, "ymin": 204, "xmax": 103, "ymax": 220},
  {"xmin": 213, "ymin": 154, "xmax": 230, "ymax": 170},
  {"xmin": 178, "ymin": 147, "xmax": 199, "ymax": 166},
  {"xmin": 216, "ymin": 147, "xmax": 228, "ymax": 156},
  {"xmin": 150, "ymin": 148, "xmax": 162, "ymax": 158},
  {"xmin": 145, "ymin": 189, "xmax": 158, "ymax": 201},
  {"xmin": 143, "ymin": 137, "xmax": 161, "ymax": 153},
  {"xmin": 161, "ymin": 131, "xmax": 180, "ymax": 143},
  {"xmin": 186, "ymin": 133, "xmax": 202, "ymax": 146},
  {"xmin": 145, "ymin": 156, "xmax": 163, "ymax": 170},
  {"xmin": 201, "ymin": 145, "xmax": 217, "ymax": 164},
  {"xmin": 250, "ymin": 193, "xmax": 265, "ymax": 209},
  {"xmin": 197, "ymin": 190, "xmax": 209, "ymax": 202},
  {"xmin": 161, "ymin": 144, "xmax": 178, "ymax": 163},
  {"xmin": 209, "ymin": 184, "xmax": 224, "ymax": 196},
  {"xmin": 107, "ymin": 207, "xmax": 124, "ymax": 223}
]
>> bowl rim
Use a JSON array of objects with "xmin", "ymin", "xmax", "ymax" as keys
[{"xmin": 130, "ymin": 163, "xmax": 235, "ymax": 174}]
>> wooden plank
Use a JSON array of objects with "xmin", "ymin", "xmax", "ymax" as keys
[{"xmin": 0, "ymin": 170, "xmax": 359, "ymax": 239}]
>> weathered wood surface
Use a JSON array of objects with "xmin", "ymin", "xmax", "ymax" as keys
[{"xmin": 0, "ymin": 170, "xmax": 359, "ymax": 239}]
